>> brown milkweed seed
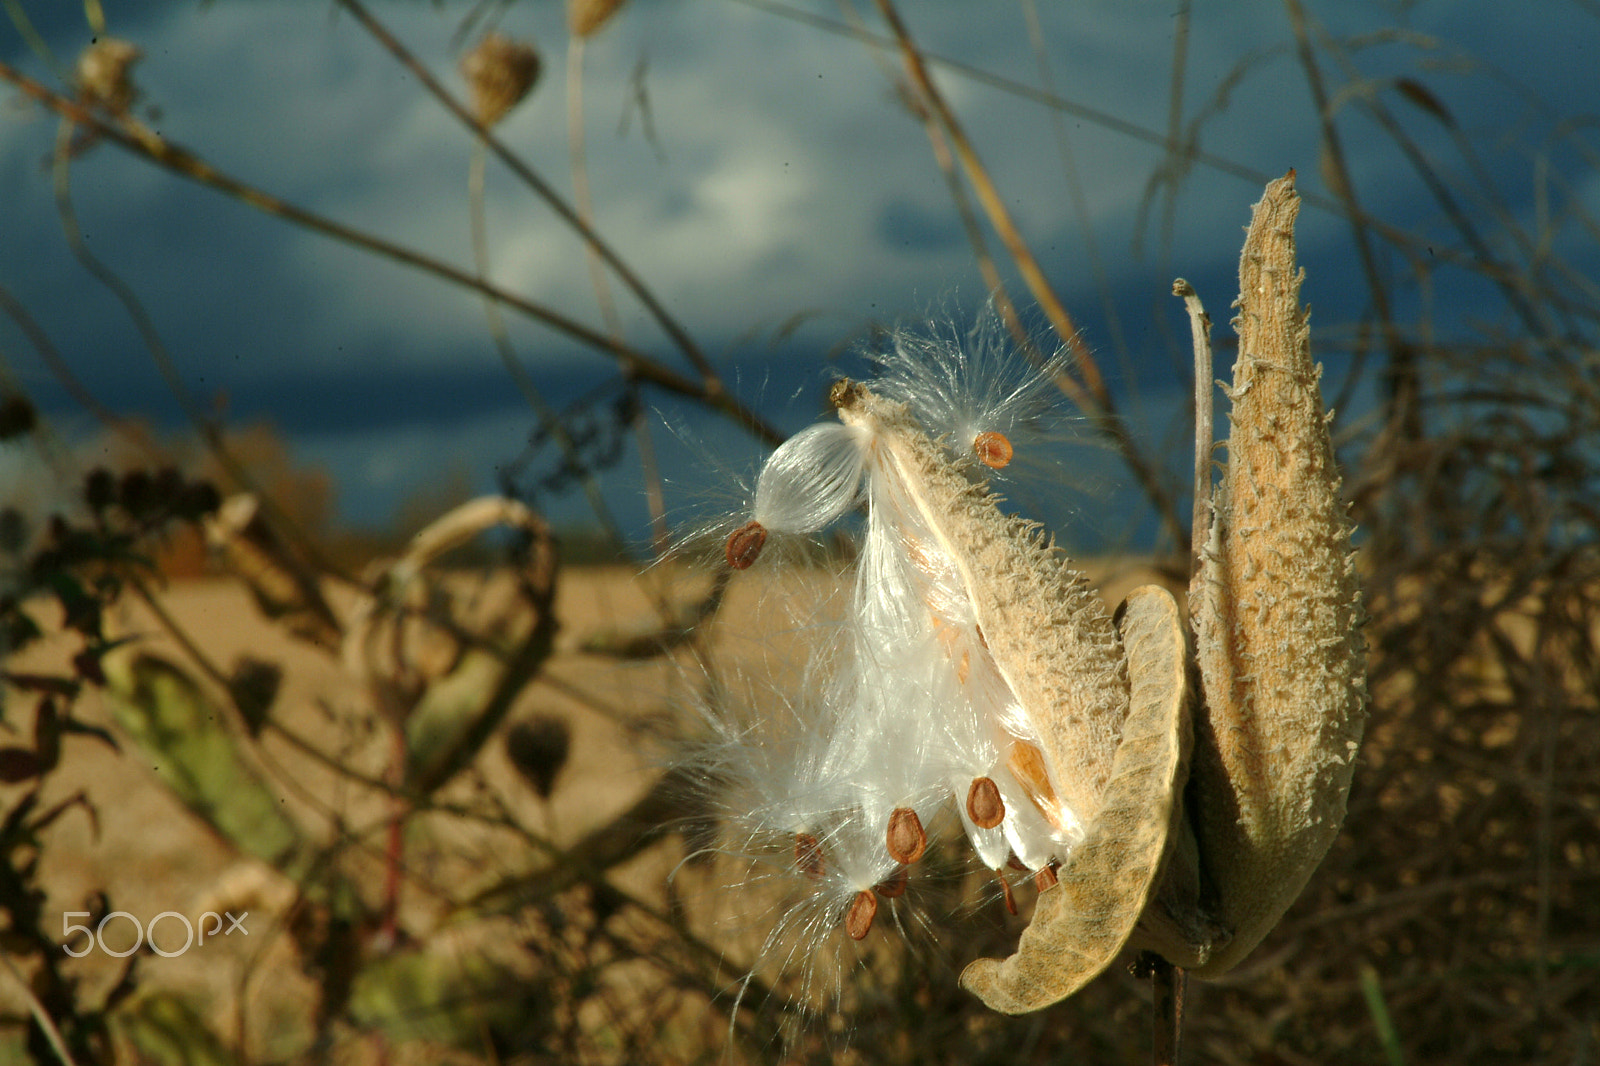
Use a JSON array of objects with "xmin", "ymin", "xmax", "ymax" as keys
[
  {"xmin": 973, "ymin": 430, "xmax": 1014, "ymax": 469},
  {"xmin": 794, "ymin": 833, "xmax": 824, "ymax": 878},
  {"xmin": 845, "ymin": 889, "xmax": 878, "ymax": 940},
  {"xmin": 967, "ymin": 776, "xmax": 1006, "ymax": 829},
  {"xmin": 725, "ymin": 520, "xmax": 767, "ymax": 570},
  {"xmin": 1034, "ymin": 863, "xmax": 1060, "ymax": 892},
  {"xmin": 998, "ymin": 872, "xmax": 1018, "ymax": 916},
  {"xmin": 886, "ymin": 807, "xmax": 927, "ymax": 864}
]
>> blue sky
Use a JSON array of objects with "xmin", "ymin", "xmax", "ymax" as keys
[{"xmin": 2, "ymin": 1, "xmax": 1596, "ymax": 551}]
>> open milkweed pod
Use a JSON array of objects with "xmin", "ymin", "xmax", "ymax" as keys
[
  {"xmin": 960, "ymin": 584, "xmax": 1192, "ymax": 1013},
  {"xmin": 827, "ymin": 378, "xmax": 1131, "ymax": 837},
  {"xmin": 1174, "ymin": 171, "xmax": 1369, "ymax": 977}
]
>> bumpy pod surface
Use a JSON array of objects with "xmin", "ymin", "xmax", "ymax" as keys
[
  {"xmin": 832, "ymin": 382, "xmax": 1130, "ymax": 828},
  {"xmin": 1182, "ymin": 172, "xmax": 1369, "ymax": 976},
  {"xmin": 961, "ymin": 584, "xmax": 1192, "ymax": 1012}
]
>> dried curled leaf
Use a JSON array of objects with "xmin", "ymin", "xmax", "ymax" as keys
[{"xmin": 960, "ymin": 584, "xmax": 1191, "ymax": 1013}]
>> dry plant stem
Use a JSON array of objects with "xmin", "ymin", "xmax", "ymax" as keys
[
  {"xmin": 0, "ymin": 950, "xmax": 77, "ymax": 1066},
  {"xmin": 0, "ymin": 59, "xmax": 784, "ymax": 449},
  {"xmin": 869, "ymin": 0, "xmax": 1100, "ymax": 400},
  {"xmin": 870, "ymin": 0, "xmax": 1188, "ymax": 554},
  {"xmin": 1173, "ymin": 278, "xmax": 1215, "ymax": 579},
  {"xmin": 334, "ymin": 0, "xmax": 720, "ymax": 392},
  {"xmin": 1152, "ymin": 956, "xmax": 1185, "ymax": 1066}
]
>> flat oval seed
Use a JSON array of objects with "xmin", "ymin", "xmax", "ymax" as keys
[
  {"xmin": 794, "ymin": 832, "xmax": 824, "ymax": 878},
  {"xmin": 967, "ymin": 776, "xmax": 1006, "ymax": 829},
  {"xmin": 998, "ymin": 873, "xmax": 1018, "ymax": 916},
  {"xmin": 845, "ymin": 889, "xmax": 878, "ymax": 940},
  {"xmin": 875, "ymin": 868, "xmax": 908, "ymax": 899},
  {"xmin": 1034, "ymin": 863, "xmax": 1060, "ymax": 892},
  {"xmin": 973, "ymin": 430, "xmax": 1014, "ymax": 469},
  {"xmin": 725, "ymin": 520, "xmax": 767, "ymax": 570},
  {"xmin": 886, "ymin": 807, "xmax": 927, "ymax": 864}
]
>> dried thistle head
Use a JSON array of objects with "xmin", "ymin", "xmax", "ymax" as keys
[
  {"xmin": 460, "ymin": 33, "xmax": 541, "ymax": 127},
  {"xmin": 76, "ymin": 37, "xmax": 143, "ymax": 114}
]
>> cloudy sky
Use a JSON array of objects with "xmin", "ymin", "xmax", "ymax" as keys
[{"xmin": 2, "ymin": 1, "xmax": 1596, "ymax": 551}]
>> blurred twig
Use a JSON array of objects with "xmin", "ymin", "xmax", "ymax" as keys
[{"xmin": 0, "ymin": 58, "xmax": 784, "ymax": 450}]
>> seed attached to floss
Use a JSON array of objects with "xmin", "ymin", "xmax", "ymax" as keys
[
  {"xmin": 973, "ymin": 430, "xmax": 1014, "ymax": 469},
  {"xmin": 886, "ymin": 806, "xmax": 928, "ymax": 864},
  {"xmin": 724, "ymin": 520, "xmax": 767, "ymax": 570},
  {"xmin": 875, "ymin": 867, "xmax": 908, "ymax": 898},
  {"xmin": 845, "ymin": 889, "xmax": 879, "ymax": 940},
  {"xmin": 997, "ymin": 872, "xmax": 1018, "ymax": 916},
  {"xmin": 967, "ymin": 776, "xmax": 1006, "ymax": 829},
  {"xmin": 1034, "ymin": 863, "xmax": 1060, "ymax": 892},
  {"xmin": 794, "ymin": 832, "xmax": 825, "ymax": 878}
]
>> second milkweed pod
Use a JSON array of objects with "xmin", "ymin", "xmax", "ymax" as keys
[{"xmin": 1180, "ymin": 171, "xmax": 1369, "ymax": 977}]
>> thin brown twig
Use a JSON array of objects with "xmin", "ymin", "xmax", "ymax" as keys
[
  {"xmin": 333, "ymin": 0, "xmax": 724, "ymax": 394},
  {"xmin": 0, "ymin": 58, "xmax": 784, "ymax": 449},
  {"xmin": 869, "ymin": 0, "xmax": 1189, "ymax": 554}
]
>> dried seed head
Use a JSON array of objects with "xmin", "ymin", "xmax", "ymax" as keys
[
  {"xmin": 76, "ymin": 38, "xmax": 142, "ymax": 113},
  {"xmin": 724, "ymin": 520, "xmax": 767, "ymax": 570},
  {"xmin": 794, "ymin": 832, "xmax": 825, "ymax": 878},
  {"xmin": 568, "ymin": 0, "xmax": 628, "ymax": 36},
  {"xmin": 875, "ymin": 868, "xmax": 908, "ymax": 898},
  {"xmin": 460, "ymin": 33, "xmax": 541, "ymax": 127},
  {"xmin": 885, "ymin": 806, "xmax": 927, "ymax": 864},
  {"xmin": 845, "ymin": 889, "xmax": 878, "ymax": 940},
  {"xmin": 973, "ymin": 430, "xmax": 1013, "ymax": 469},
  {"xmin": 967, "ymin": 776, "xmax": 1006, "ymax": 829}
]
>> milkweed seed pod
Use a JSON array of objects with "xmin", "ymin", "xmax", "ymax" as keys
[
  {"xmin": 568, "ymin": 0, "xmax": 628, "ymax": 37},
  {"xmin": 710, "ymin": 326, "xmax": 1133, "ymax": 962},
  {"xmin": 1177, "ymin": 171, "xmax": 1369, "ymax": 977},
  {"xmin": 75, "ymin": 37, "xmax": 142, "ymax": 114},
  {"xmin": 960, "ymin": 583, "xmax": 1192, "ymax": 1012},
  {"xmin": 460, "ymin": 33, "xmax": 541, "ymax": 127}
]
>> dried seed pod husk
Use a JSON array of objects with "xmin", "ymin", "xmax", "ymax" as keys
[
  {"xmin": 961, "ymin": 584, "xmax": 1191, "ymax": 1013},
  {"xmin": 460, "ymin": 33, "xmax": 541, "ymax": 127},
  {"xmin": 1182, "ymin": 171, "xmax": 1368, "ymax": 977}
]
